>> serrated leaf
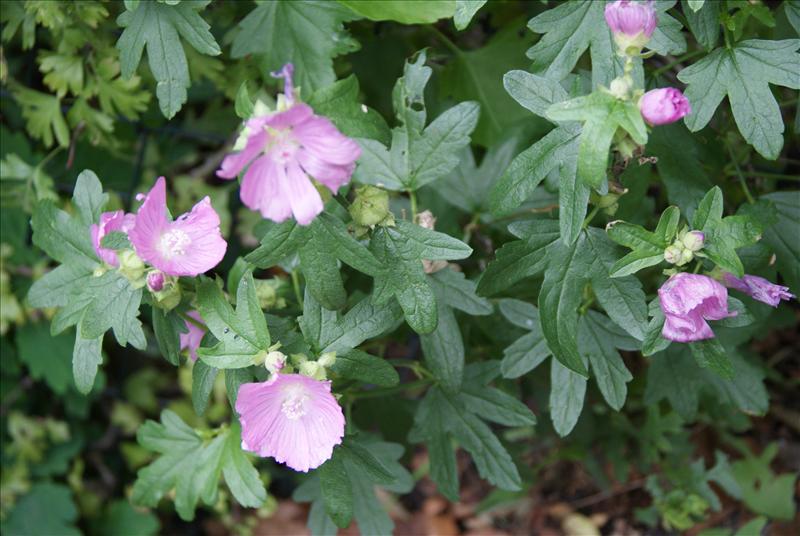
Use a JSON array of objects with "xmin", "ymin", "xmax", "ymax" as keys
[
  {"xmin": 191, "ymin": 360, "xmax": 218, "ymax": 416},
  {"xmin": 454, "ymin": 0, "xmax": 486, "ymax": 30},
  {"xmin": 152, "ymin": 308, "xmax": 186, "ymax": 366},
  {"xmin": 307, "ymin": 75, "xmax": 390, "ymax": 144},
  {"xmin": 690, "ymin": 338, "xmax": 733, "ymax": 379},
  {"xmin": 73, "ymin": 331, "xmax": 103, "ymax": 395},
  {"xmin": 116, "ymin": 0, "xmax": 221, "ymax": 118},
  {"xmin": 330, "ymin": 349, "xmax": 399, "ymax": 387},
  {"xmin": 579, "ymin": 311, "xmax": 632, "ymax": 411},
  {"xmin": 549, "ymin": 357, "xmax": 587, "ymax": 437},
  {"xmin": 196, "ymin": 271, "xmax": 270, "ymax": 369},
  {"xmin": 683, "ymin": 0, "xmax": 719, "ymax": 50},
  {"xmin": 339, "ymin": 0, "xmax": 455, "ymax": 24},
  {"xmin": 231, "ymin": 1, "xmax": 358, "ymax": 94},
  {"xmin": 79, "ymin": 271, "xmax": 146, "ymax": 349},
  {"xmin": 420, "ymin": 299, "xmax": 464, "ymax": 391},
  {"xmin": 759, "ymin": 191, "xmax": 800, "ymax": 291},
  {"xmin": 677, "ymin": 39, "xmax": 800, "ymax": 159}
]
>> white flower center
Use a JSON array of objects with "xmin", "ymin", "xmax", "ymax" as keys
[
  {"xmin": 158, "ymin": 229, "xmax": 191, "ymax": 258},
  {"xmin": 281, "ymin": 384, "xmax": 310, "ymax": 420},
  {"xmin": 264, "ymin": 126, "xmax": 299, "ymax": 164}
]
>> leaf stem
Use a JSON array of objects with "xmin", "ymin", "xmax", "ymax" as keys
[
  {"xmin": 427, "ymin": 25, "xmax": 462, "ymax": 57},
  {"xmin": 724, "ymin": 139, "xmax": 754, "ymax": 204},
  {"xmin": 582, "ymin": 204, "xmax": 602, "ymax": 229},
  {"xmin": 650, "ymin": 50, "xmax": 705, "ymax": 76},
  {"xmin": 290, "ymin": 270, "xmax": 303, "ymax": 308},
  {"xmin": 408, "ymin": 189, "xmax": 418, "ymax": 220},
  {"xmin": 178, "ymin": 311, "xmax": 206, "ymax": 330}
]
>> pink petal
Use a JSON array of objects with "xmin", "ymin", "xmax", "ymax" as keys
[
  {"xmin": 235, "ymin": 374, "xmax": 344, "ymax": 472},
  {"xmin": 91, "ymin": 210, "xmax": 135, "ymax": 266},
  {"xmin": 129, "ymin": 177, "xmax": 171, "ymax": 263},
  {"xmin": 217, "ymin": 128, "xmax": 269, "ymax": 179},
  {"xmin": 180, "ymin": 310, "xmax": 206, "ymax": 361},
  {"xmin": 296, "ymin": 147, "xmax": 355, "ymax": 193},
  {"xmin": 240, "ymin": 155, "xmax": 293, "ymax": 223},
  {"xmin": 164, "ymin": 197, "xmax": 228, "ymax": 276},
  {"xmin": 264, "ymin": 104, "xmax": 314, "ymax": 130},
  {"xmin": 293, "ymin": 115, "xmax": 362, "ymax": 166},
  {"xmin": 284, "ymin": 161, "xmax": 323, "ymax": 226}
]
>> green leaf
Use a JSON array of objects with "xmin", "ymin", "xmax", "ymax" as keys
[
  {"xmin": 498, "ymin": 299, "xmax": 551, "ymax": 378},
  {"xmin": 234, "ymin": 82, "xmax": 254, "ymax": 120},
  {"xmin": 0, "ymin": 484, "xmax": 79, "ymax": 536},
  {"xmin": 16, "ymin": 322, "xmax": 73, "ymax": 395},
  {"xmin": 339, "ymin": 0, "xmax": 455, "ymax": 24},
  {"xmin": 683, "ymin": 0, "xmax": 719, "ymax": 50},
  {"xmin": 79, "ymin": 271, "xmax": 146, "ymax": 349},
  {"xmin": 489, "ymin": 125, "xmax": 580, "ymax": 216},
  {"xmin": 731, "ymin": 444, "xmax": 797, "ymax": 520},
  {"xmin": 549, "ymin": 357, "xmax": 587, "ymax": 437},
  {"xmin": 504, "ymin": 69, "xmax": 569, "ymax": 122},
  {"xmin": 354, "ymin": 51, "xmax": 479, "ymax": 191},
  {"xmin": 300, "ymin": 290, "xmax": 402, "ymax": 354},
  {"xmin": 231, "ymin": 1, "xmax": 358, "ymax": 94},
  {"xmin": 420, "ymin": 299, "xmax": 464, "ymax": 392},
  {"xmin": 453, "ymin": 0, "xmax": 487, "ymax": 30},
  {"xmin": 92, "ymin": 500, "xmax": 160, "ymax": 536},
  {"xmin": 677, "ymin": 39, "xmax": 800, "ymax": 160},
  {"xmin": 27, "ymin": 264, "xmax": 93, "ymax": 309},
  {"xmin": 307, "ymin": 75, "xmax": 391, "ymax": 144},
  {"xmin": 477, "ymin": 219, "xmax": 560, "ymax": 296},
  {"xmin": 196, "ymin": 271, "xmax": 270, "ymax": 369},
  {"xmin": 370, "ymin": 221, "xmax": 471, "ymax": 334},
  {"xmin": 410, "ymin": 374, "xmax": 523, "ymax": 493},
  {"xmin": 248, "ymin": 213, "xmax": 381, "ymax": 310},
  {"xmin": 72, "ymin": 169, "xmax": 107, "ymax": 227},
  {"xmin": 192, "ymin": 360, "xmax": 218, "ymax": 416},
  {"xmin": 759, "ymin": 191, "xmax": 799, "ymax": 291},
  {"xmin": 439, "ymin": 21, "xmax": 536, "ymax": 146},
  {"xmin": 152, "ymin": 308, "xmax": 186, "ymax": 366},
  {"xmin": 645, "ymin": 346, "xmax": 768, "ymax": 420},
  {"xmin": 132, "ymin": 410, "xmax": 266, "ymax": 521},
  {"xmin": 429, "ymin": 268, "xmax": 492, "ymax": 315},
  {"xmin": 31, "ymin": 200, "xmax": 98, "ymax": 271},
  {"xmin": 72, "ymin": 331, "xmax": 103, "ymax": 395},
  {"xmin": 690, "ymin": 338, "xmax": 733, "ymax": 379},
  {"xmin": 547, "ymin": 92, "xmax": 647, "ymax": 188},
  {"xmin": 579, "ymin": 311, "xmax": 632, "ymax": 411},
  {"xmin": 330, "ymin": 349, "xmax": 399, "ymax": 387},
  {"xmin": 116, "ymin": 0, "xmax": 221, "ymax": 118},
  {"xmin": 9, "ymin": 84, "xmax": 70, "ymax": 148}
]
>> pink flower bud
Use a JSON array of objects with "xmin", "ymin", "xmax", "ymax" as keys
[
  {"xmin": 723, "ymin": 273, "xmax": 795, "ymax": 308},
  {"xmin": 682, "ymin": 231, "xmax": 705, "ymax": 252},
  {"xmin": 604, "ymin": 0, "xmax": 657, "ymax": 38},
  {"xmin": 659, "ymin": 273, "xmax": 736, "ymax": 342},
  {"xmin": 639, "ymin": 88, "xmax": 691, "ymax": 126},
  {"xmin": 146, "ymin": 271, "xmax": 165, "ymax": 292}
]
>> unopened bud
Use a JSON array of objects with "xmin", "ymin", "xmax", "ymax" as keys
[
  {"xmin": 264, "ymin": 350, "xmax": 286, "ymax": 375},
  {"xmin": 147, "ymin": 271, "xmax": 165, "ymax": 292},
  {"xmin": 117, "ymin": 250, "xmax": 146, "ymax": 288},
  {"xmin": 677, "ymin": 248, "xmax": 694, "ymax": 266},
  {"xmin": 604, "ymin": 0, "xmax": 657, "ymax": 55},
  {"xmin": 317, "ymin": 352, "xmax": 336, "ymax": 368},
  {"xmin": 255, "ymin": 278, "xmax": 287, "ymax": 310},
  {"xmin": 299, "ymin": 360, "xmax": 326, "ymax": 381},
  {"xmin": 349, "ymin": 185, "xmax": 391, "ymax": 227},
  {"xmin": 681, "ymin": 231, "xmax": 705, "ymax": 252},
  {"xmin": 664, "ymin": 245, "xmax": 682, "ymax": 265}
]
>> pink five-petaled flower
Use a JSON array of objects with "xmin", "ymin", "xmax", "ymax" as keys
[
  {"xmin": 180, "ymin": 310, "xmax": 206, "ymax": 362},
  {"xmin": 639, "ymin": 88, "xmax": 692, "ymax": 126},
  {"xmin": 128, "ymin": 177, "xmax": 227, "ymax": 276},
  {"xmin": 722, "ymin": 273, "xmax": 795, "ymax": 308},
  {"xmin": 235, "ymin": 373, "xmax": 345, "ymax": 472},
  {"xmin": 658, "ymin": 273, "xmax": 736, "ymax": 343},
  {"xmin": 604, "ymin": 0, "xmax": 657, "ymax": 39},
  {"xmin": 91, "ymin": 210, "xmax": 135, "ymax": 267},
  {"xmin": 216, "ymin": 64, "xmax": 361, "ymax": 226}
]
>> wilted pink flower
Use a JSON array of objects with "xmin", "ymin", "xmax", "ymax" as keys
[
  {"xmin": 90, "ymin": 210, "xmax": 135, "ymax": 267},
  {"xmin": 217, "ymin": 64, "xmax": 361, "ymax": 226},
  {"xmin": 128, "ymin": 177, "xmax": 227, "ymax": 276},
  {"xmin": 639, "ymin": 88, "xmax": 691, "ymax": 126},
  {"xmin": 180, "ymin": 310, "xmax": 206, "ymax": 362},
  {"xmin": 604, "ymin": 0, "xmax": 657, "ymax": 38},
  {"xmin": 723, "ymin": 273, "xmax": 795, "ymax": 308},
  {"xmin": 658, "ymin": 273, "xmax": 736, "ymax": 342},
  {"xmin": 235, "ymin": 373, "xmax": 345, "ymax": 472}
]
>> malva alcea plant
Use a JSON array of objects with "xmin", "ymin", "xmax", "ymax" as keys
[{"xmin": 3, "ymin": 0, "xmax": 798, "ymax": 534}]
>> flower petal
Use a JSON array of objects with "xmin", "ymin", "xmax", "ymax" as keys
[
  {"xmin": 284, "ymin": 161, "xmax": 323, "ymax": 226},
  {"xmin": 296, "ymin": 147, "xmax": 355, "ymax": 193},
  {"xmin": 129, "ymin": 177, "xmax": 171, "ymax": 264},
  {"xmin": 293, "ymin": 115, "xmax": 362, "ymax": 166},
  {"xmin": 217, "ymin": 128, "xmax": 269, "ymax": 179},
  {"xmin": 240, "ymin": 155, "xmax": 293, "ymax": 223}
]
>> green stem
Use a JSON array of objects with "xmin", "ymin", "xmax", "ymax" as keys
[
  {"xmin": 408, "ymin": 190, "xmax": 418, "ymax": 220},
  {"xmin": 427, "ymin": 25, "xmax": 462, "ymax": 57},
  {"xmin": 692, "ymin": 260, "xmax": 703, "ymax": 274},
  {"xmin": 724, "ymin": 140, "xmax": 754, "ymax": 204},
  {"xmin": 347, "ymin": 379, "xmax": 432, "ymax": 400},
  {"xmin": 291, "ymin": 270, "xmax": 303, "ymax": 308},
  {"xmin": 739, "ymin": 171, "xmax": 800, "ymax": 181},
  {"xmin": 650, "ymin": 50, "xmax": 705, "ymax": 76},
  {"xmin": 178, "ymin": 311, "xmax": 206, "ymax": 330},
  {"xmin": 582, "ymin": 204, "xmax": 602, "ymax": 229},
  {"xmin": 333, "ymin": 192, "xmax": 350, "ymax": 210},
  {"xmin": 462, "ymin": 213, "xmax": 480, "ymax": 243}
]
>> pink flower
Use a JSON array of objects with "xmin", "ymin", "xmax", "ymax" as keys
[
  {"xmin": 723, "ymin": 273, "xmax": 795, "ymax": 308},
  {"xmin": 180, "ymin": 310, "xmax": 206, "ymax": 362},
  {"xmin": 90, "ymin": 210, "xmax": 135, "ymax": 267},
  {"xmin": 604, "ymin": 0, "xmax": 657, "ymax": 38},
  {"xmin": 146, "ymin": 271, "xmax": 165, "ymax": 292},
  {"xmin": 659, "ymin": 273, "xmax": 736, "ymax": 342},
  {"xmin": 128, "ymin": 177, "xmax": 227, "ymax": 276},
  {"xmin": 639, "ymin": 88, "xmax": 691, "ymax": 126},
  {"xmin": 235, "ymin": 373, "xmax": 345, "ymax": 472},
  {"xmin": 217, "ymin": 63, "xmax": 361, "ymax": 226}
]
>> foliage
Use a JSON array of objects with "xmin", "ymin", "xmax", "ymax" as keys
[{"xmin": 1, "ymin": 1, "xmax": 797, "ymax": 535}]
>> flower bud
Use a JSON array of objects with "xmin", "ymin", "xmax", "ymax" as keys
[
  {"xmin": 255, "ymin": 278, "xmax": 287, "ymax": 310},
  {"xmin": 639, "ymin": 88, "xmax": 691, "ymax": 126},
  {"xmin": 681, "ymin": 231, "xmax": 705, "ymax": 252},
  {"xmin": 604, "ymin": 0, "xmax": 657, "ymax": 54},
  {"xmin": 317, "ymin": 351, "xmax": 336, "ymax": 368},
  {"xmin": 677, "ymin": 248, "xmax": 694, "ymax": 266},
  {"xmin": 349, "ymin": 185, "xmax": 391, "ymax": 227},
  {"xmin": 263, "ymin": 350, "xmax": 286, "ymax": 375},
  {"xmin": 664, "ymin": 245, "xmax": 682, "ymax": 264},
  {"xmin": 117, "ymin": 250, "xmax": 146, "ymax": 288},
  {"xmin": 299, "ymin": 360, "xmax": 327, "ymax": 381},
  {"xmin": 147, "ymin": 271, "xmax": 165, "ymax": 292}
]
